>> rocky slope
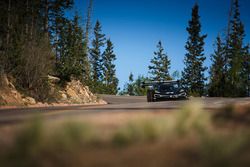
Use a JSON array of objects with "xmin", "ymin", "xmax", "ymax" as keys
[
  {"xmin": 53, "ymin": 79, "xmax": 106, "ymax": 105},
  {"xmin": 0, "ymin": 75, "xmax": 106, "ymax": 106},
  {"xmin": 0, "ymin": 74, "xmax": 24, "ymax": 106}
]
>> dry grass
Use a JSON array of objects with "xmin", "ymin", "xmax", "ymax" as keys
[{"xmin": 1, "ymin": 101, "xmax": 250, "ymax": 167}]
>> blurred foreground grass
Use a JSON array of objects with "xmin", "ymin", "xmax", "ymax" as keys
[{"xmin": 1, "ymin": 101, "xmax": 250, "ymax": 167}]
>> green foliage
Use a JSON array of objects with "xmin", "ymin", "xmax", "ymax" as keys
[
  {"xmin": 175, "ymin": 101, "xmax": 210, "ymax": 136},
  {"xmin": 133, "ymin": 75, "xmax": 149, "ymax": 96},
  {"xmin": 199, "ymin": 132, "xmax": 250, "ymax": 167},
  {"xmin": 87, "ymin": 80, "xmax": 104, "ymax": 94},
  {"xmin": 224, "ymin": 0, "xmax": 249, "ymax": 97},
  {"xmin": 1, "ymin": 118, "xmax": 44, "ymax": 167},
  {"xmin": 102, "ymin": 39, "xmax": 119, "ymax": 94},
  {"xmin": 0, "ymin": 119, "xmax": 97, "ymax": 167},
  {"xmin": 207, "ymin": 0, "xmax": 249, "ymax": 97},
  {"xmin": 120, "ymin": 74, "xmax": 149, "ymax": 96},
  {"xmin": 182, "ymin": 3, "xmax": 207, "ymax": 97},
  {"xmin": 244, "ymin": 46, "xmax": 250, "ymax": 96},
  {"xmin": 45, "ymin": 0, "xmax": 74, "ymax": 56},
  {"xmin": 0, "ymin": 0, "xmax": 75, "ymax": 102},
  {"xmin": 148, "ymin": 41, "xmax": 172, "ymax": 81},
  {"xmin": 171, "ymin": 70, "xmax": 181, "ymax": 80},
  {"xmin": 0, "ymin": 0, "xmax": 117, "ymax": 101},
  {"xmin": 209, "ymin": 35, "xmax": 226, "ymax": 97},
  {"xmin": 112, "ymin": 120, "xmax": 159, "ymax": 147},
  {"xmin": 90, "ymin": 20, "xmax": 106, "ymax": 83},
  {"xmin": 82, "ymin": 21, "xmax": 120, "ymax": 95},
  {"xmin": 11, "ymin": 35, "xmax": 54, "ymax": 101},
  {"xmin": 127, "ymin": 72, "xmax": 135, "ymax": 95},
  {"xmin": 51, "ymin": 121, "xmax": 95, "ymax": 150},
  {"xmin": 56, "ymin": 13, "xmax": 87, "ymax": 81},
  {"xmin": 81, "ymin": 0, "xmax": 93, "ymax": 82}
]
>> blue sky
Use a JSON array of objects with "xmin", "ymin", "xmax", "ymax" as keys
[{"xmin": 70, "ymin": 0, "xmax": 250, "ymax": 88}]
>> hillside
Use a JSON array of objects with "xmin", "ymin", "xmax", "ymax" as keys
[{"xmin": 0, "ymin": 74, "xmax": 106, "ymax": 107}]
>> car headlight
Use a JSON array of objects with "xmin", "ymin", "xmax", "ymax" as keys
[
  {"xmin": 179, "ymin": 92, "xmax": 186, "ymax": 96},
  {"xmin": 179, "ymin": 89, "xmax": 185, "ymax": 93}
]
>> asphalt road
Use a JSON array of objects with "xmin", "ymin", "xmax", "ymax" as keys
[{"xmin": 0, "ymin": 95, "xmax": 250, "ymax": 125}]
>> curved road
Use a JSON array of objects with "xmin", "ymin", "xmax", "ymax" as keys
[{"xmin": 0, "ymin": 95, "xmax": 249, "ymax": 125}]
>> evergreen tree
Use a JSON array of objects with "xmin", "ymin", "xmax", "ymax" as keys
[
  {"xmin": 72, "ymin": 14, "xmax": 86, "ymax": 81},
  {"xmin": 209, "ymin": 35, "xmax": 226, "ymax": 97},
  {"xmin": 102, "ymin": 39, "xmax": 119, "ymax": 94},
  {"xmin": 127, "ymin": 73, "xmax": 134, "ymax": 96},
  {"xmin": 1, "ymin": 0, "xmax": 38, "ymax": 73},
  {"xmin": 90, "ymin": 20, "xmax": 106, "ymax": 83},
  {"xmin": 41, "ymin": 0, "xmax": 73, "ymax": 63},
  {"xmin": 181, "ymin": 3, "xmax": 207, "ymax": 96},
  {"xmin": 57, "ymin": 13, "xmax": 85, "ymax": 81},
  {"xmin": 225, "ymin": 0, "xmax": 248, "ymax": 96},
  {"xmin": 148, "ymin": 41, "xmax": 171, "ymax": 81},
  {"xmin": 0, "ymin": 0, "xmax": 122, "ymax": 101},
  {"xmin": 119, "ymin": 74, "xmax": 149, "ymax": 96},
  {"xmin": 0, "ymin": 0, "xmax": 55, "ymax": 101},
  {"xmin": 171, "ymin": 70, "xmax": 181, "ymax": 80},
  {"xmin": 0, "ymin": 0, "xmax": 8, "ymax": 50},
  {"xmin": 133, "ymin": 75, "xmax": 148, "ymax": 96},
  {"xmin": 245, "ymin": 46, "xmax": 250, "ymax": 96},
  {"xmin": 82, "ymin": 0, "xmax": 93, "ymax": 82}
]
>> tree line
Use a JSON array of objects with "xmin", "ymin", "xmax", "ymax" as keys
[
  {"xmin": 0, "ymin": 0, "xmax": 249, "ymax": 98},
  {"xmin": 209, "ymin": 0, "xmax": 249, "ymax": 97},
  {"xmin": 122, "ymin": 0, "xmax": 250, "ymax": 97},
  {"xmin": 0, "ymin": 0, "xmax": 119, "ymax": 101}
]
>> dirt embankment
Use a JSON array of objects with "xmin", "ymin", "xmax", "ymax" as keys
[
  {"xmin": 50, "ymin": 78, "xmax": 106, "ymax": 105},
  {"xmin": 0, "ymin": 74, "xmax": 106, "ymax": 107},
  {"xmin": 0, "ymin": 74, "xmax": 24, "ymax": 106}
]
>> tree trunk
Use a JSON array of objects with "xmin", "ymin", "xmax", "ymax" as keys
[
  {"xmin": 83, "ymin": 0, "xmax": 93, "ymax": 81},
  {"xmin": 25, "ymin": 0, "xmax": 29, "ymax": 35},
  {"xmin": 44, "ymin": 0, "xmax": 49, "ymax": 38},
  {"xmin": 7, "ymin": 0, "xmax": 11, "ymax": 46},
  {"xmin": 85, "ymin": 0, "xmax": 93, "ymax": 45},
  {"xmin": 31, "ymin": 1, "xmax": 34, "ymax": 39}
]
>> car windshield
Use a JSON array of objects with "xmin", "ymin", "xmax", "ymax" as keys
[{"xmin": 158, "ymin": 83, "xmax": 179, "ymax": 92}]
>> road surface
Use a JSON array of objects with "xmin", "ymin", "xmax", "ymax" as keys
[{"xmin": 0, "ymin": 95, "xmax": 249, "ymax": 125}]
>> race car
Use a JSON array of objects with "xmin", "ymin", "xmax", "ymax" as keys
[{"xmin": 142, "ymin": 80, "xmax": 187, "ymax": 102}]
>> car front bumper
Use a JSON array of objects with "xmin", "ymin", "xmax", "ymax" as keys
[{"xmin": 154, "ymin": 93, "xmax": 187, "ymax": 99}]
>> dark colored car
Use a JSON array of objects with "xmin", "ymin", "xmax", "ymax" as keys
[{"xmin": 142, "ymin": 80, "xmax": 187, "ymax": 102}]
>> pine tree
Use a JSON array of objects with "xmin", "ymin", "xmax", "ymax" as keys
[
  {"xmin": 81, "ymin": 0, "xmax": 93, "ymax": 82},
  {"xmin": 209, "ymin": 35, "xmax": 226, "ymax": 97},
  {"xmin": 102, "ymin": 39, "xmax": 118, "ymax": 94},
  {"xmin": 171, "ymin": 70, "xmax": 181, "ymax": 80},
  {"xmin": 225, "ymin": 0, "xmax": 248, "ymax": 96},
  {"xmin": 0, "ymin": 0, "xmax": 101, "ymax": 101},
  {"xmin": 119, "ymin": 74, "xmax": 149, "ymax": 96},
  {"xmin": 1, "ymin": 0, "xmax": 47, "ymax": 74},
  {"xmin": 56, "ymin": 17, "xmax": 72, "ymax": 80},
  {"xmin": 242, "ymin": 44, "xmax": 250, "ymax": 97},
  {"xmin": 127, "ymin": 73, "xmax": 134, "ymax": 96},
  {"xmin": 0, "ymin": 0, "xmax": 11, "ymax": 71},
  {"xmin": 70, "ymin": 13, "xmax": 85, "ymax": 81},
  {"xmin": 45, "ymin": 0, "xmax": 73, "ymax": 63},
  {"xmin": 148, "ymin": 41, "xmax": 171, "ymax": 81},
  {"xmin": 181, "ymin": 3, "xmax": 207, "ymax": 96},
  {"xmin": 0, "ymin": 0, "xmax": 10, "ymax": 48},
  {"xmin": 245, "ymin": 45, "xmax": 250, "ymax": 96},
  {"xmin": 90, "ymin": 20, "xmax": 106, "ymax": 83},
  {"xmin": 57, "ymin": 13, "xmax": 85, "ymax": 81},
  {"xmin": 133, "ymin": 75, "xmax": 148, "ymax": 96},
  {"xmin": 0, "ymin": 0, "xmax": 54, "ymax": 101}
]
